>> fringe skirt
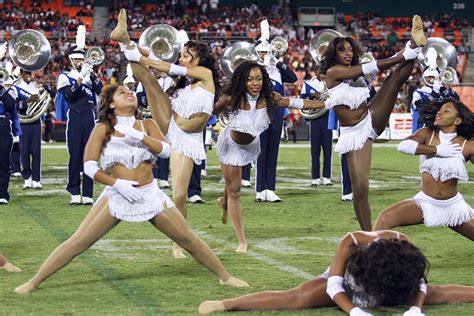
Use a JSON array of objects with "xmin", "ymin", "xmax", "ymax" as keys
[
  {"xmin": 98, "ymin": 179, "xmax": 175, "ymax": 222},
  {"xmin": 166, "ymin": 116, "xmax": 206, "ymax": 165},
  {"xmin": 413, "ymin": 191, "xmax": 474, "ymax": 227},
  {"xmin": 335, "ymin": 113, "xmax": 378, "ymax": 155},
  {"xmin": 216, "ymin": 127, "xmax": 260, "ymax": 166}
]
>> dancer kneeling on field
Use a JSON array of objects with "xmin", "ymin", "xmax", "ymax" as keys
[
  {"xmin": 199, "ymin": 230, "xmax": 474, "ymax": 315},
  {"xmin": 14, "ymin": 84, "xmax": 248, "ymax": 294},
  {"xmin": 213, "ymin": 60, "xmax": 327, "ymax": 253},
  {"xmin": 374, "ymin": 98, "xmax": 474, "ymax": 239}
]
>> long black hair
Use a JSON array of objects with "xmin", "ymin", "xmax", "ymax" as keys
[
  {"xmin": 346, "ymin": 238, "xmax": 429, "ymax": 306},
  {"xmin": 223, "ymin": 60, "xmax": 275, "ymax": 118},
  {"xmin": 317, "ymin": 37, "xmax": 360, "ymax": 78},
  {"xmin": 418, "ymin": 98, "xmax": 474, "ymax": 139},
  {"xmin": 167, "ymin": 41, "xmax": 221, "ymax": 102}
]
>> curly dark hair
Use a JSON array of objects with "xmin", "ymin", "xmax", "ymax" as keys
[
  {"xmin": 346, "ymin": 238, "xmax": 429, "ymax": 306},
  {"xmin": 418, "ymin": 98, "xmax": 474, "ymax": 139},
  {"xmin": 317, "ymin": 37, "xmax": 361, "ymax": 78},
  {"xmin": 98, "ymin": 84, "xmax": 140, "ymax": 147},
  {"xmin": 167, "ymin": 41, "xmax": 221, "ymax": 102},
  {"xmin": 222, "ymin": 60, "xmax": 276, "ymax": 119}
]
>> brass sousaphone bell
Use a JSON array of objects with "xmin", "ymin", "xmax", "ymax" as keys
[
  {"xmin": 139, "ymin": 24, "xmax": 183, "ymax": 63},
  {"xmin": 7, "ymin": 29, "xmax": 52, "ymax": 123}
]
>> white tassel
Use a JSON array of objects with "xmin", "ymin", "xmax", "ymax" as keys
[
  {"xmin": 177, "ymin": 30, "xmax": 189, "ymax": 44},
  {"xmin": 126, "ymin": 63, "xmax": 133, "ymax": 77},
  {"xmin": 76, "ymin": 25, "xmax": 86, "ymax": 50},
  {"xmin": 259, "ymin": 19, "xmax": 270, "ymax": 42},
  {"xmin": 426, "ymin": 47, "xmax": 438, "ymax": 69},
  {"xmin": 5, "ymin": 61, "xmax": 13, "ymax": 75}
]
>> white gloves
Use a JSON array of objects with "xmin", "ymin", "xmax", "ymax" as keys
[
  {"xmin": 403, "ymin": 306, "xmax": 425, "ymax": 316},
  {"xmin": 113, "ymin": 179, "xmax": 143, "ymax": 203},
  {"xmin": 402, "ymin": 41, "xmax": 422, "ymax": 61},
  {"xmin": 114, "ymin": 124, "xmax": 145, "ymax": 141},
  {"xmin": 263, "ymin": 54, "xmax": 278, "ymax": 68},
  {"xmin": 79, "ymin": 63, "xmax": 93, "ymax": 80},
  {"xmin": 432, "ymin": 78, "xmax": 442, "ymax": 93},
  {"xmin": 436, "ymin": 142, "xmax": 462, "ymax": 157},
  {"xmin": 121, "ymin": 42, "xmax": 142, "ymax": 62},
  {"xmin": 0, "ymin": 42, "xmax": 8, "ymax": 59},
  {"xmin": 350, "ymin": 307, "xmax": 373, "ymax": 316}
]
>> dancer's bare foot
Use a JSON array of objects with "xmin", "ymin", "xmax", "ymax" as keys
[
  {"xmin": 198, "ymin": 300, "xmax": 225, "ymax": 315},
  {"xmin": 410, "ymin": 15, "xmax": 426, "ymax": 47},
  {"xmin": 217, "ymin": 197, "xmax": 227, "ymax": 224},
  {"xmin": 0, "ymin": 261, "xmax": 22, "ymax": 273},
  {"xmin": 110, "ymin": 8, "xmax": 131, "ymax": 45},
  {"xmin": 235, "ymin": 243, "xmax": 248, "ymax": 253},
  {"xmin": 219, "ymin": 276, "xmax": 249, "ymax": 288},
  {"xmin": 15, "ymin": 281, "xmax": 36, "ymax": 294},
  {"xmin": 172, "ymin": 243, "xmax": 186, "ymax": 259}
]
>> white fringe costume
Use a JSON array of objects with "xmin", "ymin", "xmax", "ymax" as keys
[
  {"xmin": 99, "ymin": 131, "xmax": 175, "ymax": 222},
  {"xmin": 326, "ymin": 77, "xmax": 376, "ymax": 155},
  {"xmin": 415, "ymin": 132, "xmax": 472, "ymax": 227},
  {"xmin": 167, "ymin": 85, "xmax": 214, "ymax": 165},
  {"xmin": 216, "ymin": 93, "xmax": 270, "ymax": 166}
]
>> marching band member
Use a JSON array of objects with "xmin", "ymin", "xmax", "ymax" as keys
[
  {"xmin": 213, "ymin": 61, "xmax": 326, "ymax": 253},
  {"xmin": 374, "ymin": 98, "xmax": 474, "ymax": 239},
  {"xmin": 122, "ymin": 64, "xmax": 136, "ymax": 91},
  {"xmin": 56, "ymin": 25, "xmax": 103, "ymax": 205},
  {"xmin": 112, "ymin": 9, "xmax": 217, "ymax": 258},
  {"xmin": 319, "ymin": 16, "xmax": 426, "ymax": 230},
  {"xmin": 13, "ymin": 70, "xmax": 43, "ymax": 189},
  {"xmin": 14, "ymin": 84, "xmax": 249, "ymax": 294},
  {"xmin": 5, "ymin": 66, "xmax": 22, "ymax": 179},
  {"xmin": 0, "ymin": 43, "xmax": 21, "ymax": 205},
  {"xmin": 300, "ymin": 78, "xmax": 333, "ymax": 187},
  {"xmin": 254, "ymin": 19, "xmax": 298, "ymax": 202}
]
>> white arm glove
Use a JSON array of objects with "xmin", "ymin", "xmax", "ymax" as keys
[
  {"xmin": 350, "ymin": 307, "xmax": 373, "ymax": 316},
  {"xmin": 114, "ymin": 124, "xmax": 145, "ymax": 141},
  {"xmin": 79, "ymin": 63, "xmax": 93, "ymax": 80},
  {"xmin": 432, "ymin": 78, "xmax": 442, "ymax": 93},
  {"xmin": 403, "ymin": 306, "xmax": 425, "ymax": 316},
  {"xmin": 402, "ymin": 41, "xmax": 422, "ymax": 61},
  {"xmin": 263, "ymin": 54, "xmax": 277, "ymax": 68},
  {"xmin": 397, "ymin": 139, "xmax": 419, "ymax": 155},
  {"xmin": 113, "ymin": 179, "xmax": 143, "ymax": 203},
  {"xmin": 122, "ymin": 43, "xmax": 142, "ymax": 63},
  {"xmin": 436, "ymin": 143, "xmax": 461, "ymax": 157}
]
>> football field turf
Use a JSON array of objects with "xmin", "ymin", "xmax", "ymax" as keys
[{"xmin": 2, "ymin": 142, "xmax": 474, "ymax": 315}]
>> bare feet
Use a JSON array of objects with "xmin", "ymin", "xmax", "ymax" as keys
[
  {"xmin": 217, "ymin": 197, "xmax": 227, "ymax": 224},
  {"xmin": 110, "ymin": 8, "xmax": 131, "ymax": 45},
  {"xmin": 0, "ymin": 261, "xmax": 22, "ymax": 273},
  {"xmin": 219, "ymin": 276, "xmax": 249, "ymax": 288},
  {"xmin": 15, "ymin": 281, "xmax": 36, "ymax": 294},
  {"xmin": 172, "ymin": 243, "xmax": 186, "ymax": 259},
  {"xmin": 235, "ymin": 243, "xmax": 248, "ymax": 253},
  {"xmin": 410, "ymin": 15, "xmax": 426, "ymax": 47},
  {"xmin": 198, "ymin": 301, "xmax": 225, "ymax": 315}
]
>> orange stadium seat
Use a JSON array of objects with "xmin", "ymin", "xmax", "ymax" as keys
[{"xmin": 453, "ymin": 86, "xmax": 474, "ymax": 110}]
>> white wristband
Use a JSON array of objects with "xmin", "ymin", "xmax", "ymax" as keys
[
  {"xmin": 326, "ymin": 275, "xmax": 345, "ymax": 300},
  {"xmin": 362, "ymin": 60, "xmax": 379, "ymax": 76},
  {"xmin": 397, "ymin": 139, "xmax": 418, "ymax": 155},
  {"xmin": 419, "ymin": 279, "xmax": 427, "ymax": 295},
  {"xmin": 288, "ymin": 98, "xmax": 304, "ymax": 109},
  {"xmin": 157, "ymin": 141, "xmax": 170, "ymax": 159},
  {"xmin": 84, "ymin": 160, "xmax": 100, "ymax": 180},
  {"xmin": 169, "ymin": 64, "xmax": 187, "ymax": 76}
]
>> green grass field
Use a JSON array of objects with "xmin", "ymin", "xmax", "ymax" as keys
[{"xmin": 1, "ymin": 142, "xmax": 474, "ymax": 315}]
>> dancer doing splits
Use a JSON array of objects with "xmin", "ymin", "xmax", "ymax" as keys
[
  {"xmin": 374, "ymin": 98, "xmax": 474, "ymax": 239},
  {"xmin": 213, "ymin": 61, "xmax": 326, "ymax": 253},
  {"xmin": 319, "ymin": 16, "xmax": 426, "ymax": 230},
  {"xmin": 111, "ymin": 9, "xmax": 218, "ymax": 258},
  {"xmin": 199, "ymin": 230, "xmax": 474, "ymax": 315},
  {"xmin": 15, "ymin": 84, "xmax": 248, "ymax": 294}
]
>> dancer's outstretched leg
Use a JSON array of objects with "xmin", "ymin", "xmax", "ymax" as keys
[
  {"xmin": 199, "ymin": 277, "xmax": 333, "ymax": 314},
  {"xmin": 15, "ymin": 196, "xmax": 119, "ymax": 294},
  {"xmin": 130, "ymin": 62, "xmax": 172, "ymax": 133},
  {"xmin": 149, "ymin": 207, "xmax": 249, "ymax": 288}
]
